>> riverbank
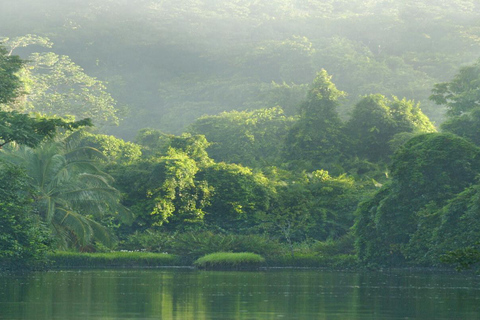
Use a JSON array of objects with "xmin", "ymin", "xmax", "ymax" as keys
[
  {"xmin": 44, "ymin": 252, "xmax": 364, "ymax": 269},
  {"xmin": 42, "ymin": 252, "xmax": 468, "ymax": 275},
  {"xmin": 46, "ymin": 251, "xmax": 359, "ymax": 270}
]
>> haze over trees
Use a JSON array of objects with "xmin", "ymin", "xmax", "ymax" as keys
[
  {"xmin": 1, "ymin": 0, "xmax": 480, "ymax": 270},
  {"xmin": 2, "ymin": 0, "xmax": 479, "ymax": 138}
]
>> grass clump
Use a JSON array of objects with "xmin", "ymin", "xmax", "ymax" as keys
[
  {"xmin": 48, "ymin": 251, "xmax": 181, "ymax": 268},
  {"xmin": 170, "ymin": 232, "xmax": 282, "ymax": 263},
  {"xmin": 194, "ymin": 252, "xmax": 266, "ymax": 270}
]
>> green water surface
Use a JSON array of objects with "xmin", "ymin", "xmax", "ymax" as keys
[{"xmin": 0, "ymin": 269, "xmax": 479, "ymax": 319}]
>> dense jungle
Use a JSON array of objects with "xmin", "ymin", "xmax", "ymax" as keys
[{"xmin": 1, "ymin": 0, "xmax": 480, "ymax": 270}]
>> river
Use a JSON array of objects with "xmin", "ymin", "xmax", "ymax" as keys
[{"xmin": 1, "ymin": 268, "xmax": 479, "ymax": 319}]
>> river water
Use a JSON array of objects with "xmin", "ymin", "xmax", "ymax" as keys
[{"xmin": 0, "ymin": 268, "xmax": 479, "ymax": 319}]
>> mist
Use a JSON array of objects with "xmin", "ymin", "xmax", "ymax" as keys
[{"xmin": 1, "ymin": 0, "xmax": 479, "ymax": 138}]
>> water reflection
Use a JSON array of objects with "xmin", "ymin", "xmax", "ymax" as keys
[{"xmin": 0, "ymin": 269, "xmax": 479, "ymax": 319}]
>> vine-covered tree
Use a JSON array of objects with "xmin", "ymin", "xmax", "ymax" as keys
[{"xmin": 354, "ymin": 133, "xmax": 480, "ymax": 266}]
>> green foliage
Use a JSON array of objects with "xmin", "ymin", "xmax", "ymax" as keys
[
  {"xmin": 284, "ymin": 70, "xmax": 346, "ymax": 171},
  {"xmin": 194, "ymin": 252, "xmax": 266, "ymax": 270},
  {"xmin": 169, "ymin": 231, "xmax": 283, "ymax": 261},
  {"xmin": 0, "ymin": 46, "xmax": 23, "ymax": 104},
  {"xmin": 189, "ymin": 107, "xmax": 294, "ymax": 167},
  {"xmin": 421, "ymin": 185, "xmax": 480, "ymax": 267},
  {"xmin": 76, "ymin": 129, "xmax": 142, "ymax": 164},
  {"xmin": 441, "ymin": 243, "xmax": 480, "ymax": 271},
  {"xmin": 346, "ymin": 94, "xmax": 436, "ymax": 161},
  {"xmin": 2, "ymin": 35, "xmax": 119, "ymax": 127},
  {"xmin": 3, "ymin": 1, "xmax": 480, "ymax": 134},
  {"xmin": 48, "ymin": 251, "xmax": 180, "ymax": 268},
  {"xmin": 259, "ymin": 170, "xmax": 362, "ymax": 245},
  {"xmin": 267, "ymin": 253, "xmax": 358, "ymax": 268},
  {"xmin": 354, "ymin": 133, "xmax": 480, "ymax": 266},
  {"xmin": 1, "ymin": 134, "xmax": 130, "ymax": 249},
  {"xmin": 135, "ymin": 129, "xmax": 212, "ymax": 165},
  {"xmin": 312, "ymin": 233, "xmax": 356, "ymax": 256},
  {"xmin": 0, "ymin": 160, "xmax": 51, "ymax": 269},
  {"xmin": 118, "ymin": 230, "xmax": 173, "ymax": 253},
  {"xmin": 0, "ymin": 111, "xmax": 92, "ymax": 149},
  {"xmin": 149, "ymin": 148, "xmax": 211, "ymax": 225},
  {"xmin": 430, "ymin": 59, "xmax": 480, "ymax": 117},
  {"xmin": 441, "ymin": 108, "xmax": 480, "ymax": 146},
  {"xmin": 198, "ymin": 162, "xmax": 274, "ymax": 232},
  {"xmin": 112, "ymin": 148, "xmax": 211, "ymax": 230}
]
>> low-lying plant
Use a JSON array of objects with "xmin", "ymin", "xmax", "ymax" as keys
[
  {"xmin": 170, "ymin": 232, "xmax": 283, "ymax": 262},
  {"xmin": 48, "ymin": 251, "xmax": 181, "ymax": 268},
  {"xmin": 266, "ymin": 253, "xmax": 358, "ymax": 268},
  {"xmin": 194, "ymin": 252, "xmax": 266, "ymax": 270}
]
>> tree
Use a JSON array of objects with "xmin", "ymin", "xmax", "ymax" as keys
[
  {"xmin": 112, "ymin": 149, "xmax": 212, "ymax": 232},
  {"xmin": 345, "ymin": 94, "xmax": 435, "ymax": 161},
  {"xmin": 0, "ymin": 46, "xmax": 23, "ymax": 104},
  {"xmin": 189, "ymin": 107, "xmax": 294, "ymax": 168},
  {"xmin": 284, "ymin": 70, "xmax": 346, "ymax": 171},
  {"xmin": 0, "ymin": 160, "xmax": 51, "ymax": 269},
  {"xmin": 258, "ymin": 169, "xmax": 361, "ymax": 255},
  {"xmin": 354, "ymin": 133, "xmax": 480, "ymax": 266},
  {"xmin": 1, "ymin": 134, "xmax": 130, "ymax": 249},
  {"xmin": 430, "ymin": 59, "xmax": 480, "ymax": 117},
  {"xmin": 197, "ymin": 162, "xmax": 274, "ymax": 233},
  {"xmin": 1, "ymin": 35, "xmax": 119, "ymax": 127},
  {"xmin": 0, "ymin": 45, "xmax": 92, "ymax": 149},
  {"xmin": 0, "ymin": 111, "xmax": 92, "ymax": 149},
  {"xmin": 76, "ymin": 129, "xmax": 142, "ymax": 165},
  {"xmin": 441, "ymin": 107, "xmax": 480, "ymax": 146}
]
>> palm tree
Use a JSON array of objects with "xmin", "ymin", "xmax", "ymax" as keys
[{"xmin": 1, "ymin": 132, "xmax": 131, "ymax": 249}]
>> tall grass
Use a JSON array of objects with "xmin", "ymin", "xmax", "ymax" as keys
[
  {"xmin": 48, "ymin": 251, "xmax": 181, "ymax": 268},
  {"xmin": 194, "ymin": 252, "xmax": 266, "ymax": 270}
]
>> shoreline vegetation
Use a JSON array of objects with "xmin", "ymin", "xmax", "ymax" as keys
[
  {"xmin": 46, "ymin": 251, "xmax": 356, "ymax": 270},
  {"xmin": 45, "ymin": 251, "xmax": 459, "ymax": 272},
  {"xmin": 2, "ymin": 1, "xmax": 480, "ymax": 273}
]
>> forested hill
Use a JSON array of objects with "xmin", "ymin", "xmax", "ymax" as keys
[{"xmin": 1, "ymin": 0, "xmax": 479, "ymax": 138}]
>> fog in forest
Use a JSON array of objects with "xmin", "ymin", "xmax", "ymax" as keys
[{"xmin": 1, "ymin": 0, "xmax": 479, "ymax": 139}]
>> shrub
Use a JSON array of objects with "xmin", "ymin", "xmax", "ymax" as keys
[
  {"xmin": 194, "ymin": 252, "xmax": 266, "ymax": 270},
  {"xmin": 118, "ymin": 230, "xmax": 173, "ymax": 253},
  {"xmin": 170, "ymin": 232, "xmax": 282, "ymax": 261},
  {"xmin": 266, "ymin": 253, "xmax": 358, "ymax": 268},
  {"xmin": 311, "ymin": 233, "xmax": 356, "ymax": 256}
]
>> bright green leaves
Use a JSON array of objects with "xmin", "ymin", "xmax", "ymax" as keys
[
  {"xmin": 0, "ymin": 46, "xmax": 23, "ymax": 104},
  {"xmin": 150, "ymin": 148, "xmax": 212, "ymax": 225},
  {"xmin": 1, "ymin": 135, "xmax": 128, "ymax": 249},
  {"xmin": 0, "ymin": 111, "xmax": 91, "ymax": 149},
  {"xmin": 2, "ymin": 35, "xmax": 119, "ymax": 127}
]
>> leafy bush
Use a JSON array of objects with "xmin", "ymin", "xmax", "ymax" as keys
[
  {"xmin": 170, "ymin": 231, "xmax": 282, "ymax": 261},
  {"xmin": 267, "ymin": 253, "xmax": 358, "ymax": 268},
  {"xmin": 312, "ymin": 233, "xmax": 356, "ymax": 256},
  {"xmin": 194, "ymin": 252, "xmax": 266, "ymax": 270},
  {"xmin": 118, "ymin": 230, "xmax": 173, "ymax": 253}
]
